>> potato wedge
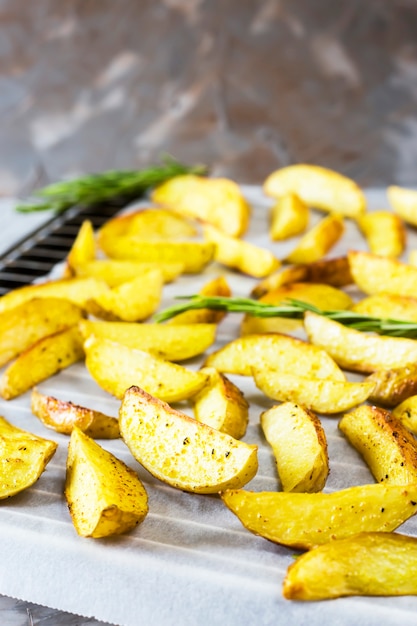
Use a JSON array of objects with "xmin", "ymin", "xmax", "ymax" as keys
[
  {"xmin": 254, "ymin": 368, "xmax": 374, "ymax": 414},
  {"xmin": 263, "ymin": 164, "xmax": 366, "ymax": 218},
  {"xmin": 304, "ymin": 311, "xmax": 417, "ymax": 373},
  {"xmin": 260, "ymin": 403, "xmax": 329, "ymax": 492},
  {"xmin": 339, "ymin": 405, "xmax": 417, "ymax": 485},
  {"xmin": 351, "ymin": 293, "xmax": 417, "ymax": 322},
  {"xmin": 84, "ymin": 270, "xmax": 163, "ymax": 322},
  {"xmin": 241, "ymin": 282, "xmax": 353, "ymax": 336},
  {"xmin": 0, "ymin": 297, "xmax": 84, "ymax": 367},
  {"xmin": 99, "ymin": 237, "xmax": 215, "ymax": 274},
  {"xmin": 269, "ymin": 193, "xmax": 309, "ymax": 241},
  {"xmin": 283, "ymin": 532, "xmax": 417, "ymax": 601},
  {"xmin": 151, "ymin": 174, "xmax": 251, "ymax": 237},
  {"xmin": 79, "ymin": 319, "xmax": 217, "ymax": 361},
  {"xmin": 0, "ymin": 415, "xmax": 57, "ymax": 498},
  {"xmin": 119, "ymin": 386, "xmax": 258, "ymax": 494},
  {"xmin": 65, "ymin": 219, "xmax": 96, "ymax": 276},
  {"xmin": 203, "ymin": 224, "xmax": 280, "ymax": 278},
  {"xmin": 393, "ymin": 395, "xmax": 417, "ymax": 435},
  {"xmin": 98, "ymin": 207, "xmax": 197, "ymax": 243},
  {"xmin": 192, "ymin": 367, "xmax": 249, "ymax": 439},
  {"xmin": 285, "ymin": 213, "xmax": 345, "ymax": 264},
  {"xmin": 70, "ymin": 259, "xmax": 184, "ymax": 287},
  {"xmin": 0, "ymin": 325, "xmax": 84, "ymax": 400},
  {"xmin": 205, "ymin": 333, "xmax": 345, "ymax": 380},
  {"xmin": 387, "ymin": 185, "xmax": 417, "ymax": 227},
  {"xmin": 348, "ymin": 250, "xmax": 417, "ymax": 297},
  {"xmin": 221, "ymin": 483, "xmax": 417, "ymax": 550},
  {"xmin": 166, "ymin": 276, "xmax": 231, "ymax": 325},
  {"xmin": 84, "ymin": 336, "xmax": 208, "ymax": 402},
  {"xmin": 65, "ymin": 427, "xmax": 148, "ymax": 538},
  {"xmin": 356, "ymin": 211, "xmax": 406, "ymax": 258},
  {"xmin": 251, "ymin": 256, "xmax": 352, "ymax": 299},
  {"xmin": 365, "ymin": 364, "xmax": 417, "ymax": 407},
  {"xmin": 31, "ymin": 388, "xmax": 120, "ymax": 438}
]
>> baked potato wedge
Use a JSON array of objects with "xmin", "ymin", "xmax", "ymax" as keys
[
  {"xmin": 260, "ymin": 403, "xmax": 329, "ymax": 492},
  {"xmin": 356, "ymin": 210, "xmax": 406, "ymax": 258},
  {"xmin": 80, "ymin": 319, "xmax": 217, "ymax": 361},
  {"xmin": 221, "ymin": 483, "xmax": 417, "ymax": 550},
  {"xmin": 84, "ymin": 336, "xmax": 208, "ymax": 402},
  {"xmin": 119, "ymin": 386, "xmax": 258, "ymax": 494},
  {"xmin": 192, "ymin": 367, "xmax": 249, "ymax": 439},
  {"xmin": 339, "ymin": 405, "xmax": 417, "ymax": 485},
  {"xmin": 0, "ymin": 297, "xmax": 84, "ymax": 367},
  {"xmin": 304, "ymin": 310, "xmax": 417, "ymax": 373},
  {"xmin": 393, "ymin": 395, "xmax": 417, "ymax": 435},
  {"xmin": 0, "ymin": 415, "xmax": 57, "ymax": 498},
  {"xmin": 263, "ymin": 164, "xmax": 366, "ymax": 217},
  {"xmin": 283, "ymin": 531, "xmax": 417, "ymax": 601},
  {"xmin": 348, "ymin": 250, "xmax": 417, "ymax": 297},
  {"xmin": 285, "ymin": 213, "xmax": 345, "ymax": 264},
  {"xmin": 269, "ymin": 193, "xmax": 309, "ymax": 241},
  {"xmin": 351, "ymin": 293, "xmax": 417, "ymax": 322},
  {"xmin": 388, "ymin": 185, "xmax": 417, "ymax": 227},
  {"xmin": 365, "ymin": 364, "xmax": 417, "ymax": 407},
  {"xmin": 70, "ymin": 259, "xmax": 184, "ymax": 287},
  {"xmin": 65, "ymin": 219, "xmax": 96, "ymax": 276},
  {"xmin": 204, "ymin": 333, "xmax": 345, "ymax": 380},
  {"xmin": 31, "ymin": 388, "xmax": 119, "ymax": 438},
  {"xmin": 65, "ymin": 427, "xmax": 148, "ymax": 538},
  {"xmin": 166, "ymin": 275, "xmax": 231, "ymax": 325},
  {"xmin": 0, "ymin": 325, "xmax": 84, "ymax": 400},
  {"xmin": 253, "ymin": 368, "xmax": 374, "ymax": 414},
  {"xmin": 203, "ymin": 224, "xmax": 280, "ymax": 278}
]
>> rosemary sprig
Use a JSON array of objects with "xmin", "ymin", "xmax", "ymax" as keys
[
  {"xmin": 154, "ymin": 295, "xmax": 417, "ymax": 338},
  {"xmin": 16, "ymin": 156, "xmax": 207, "ymax": 213}
]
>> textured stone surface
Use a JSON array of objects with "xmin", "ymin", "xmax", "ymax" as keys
[{"xmin": 1, "ymin": 0, "xmax": 417, "ymax": 623}]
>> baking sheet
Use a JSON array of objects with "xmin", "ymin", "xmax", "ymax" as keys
[{"xmin": 1, "ymin": 186, "xmax": 417, "ymax": 626}]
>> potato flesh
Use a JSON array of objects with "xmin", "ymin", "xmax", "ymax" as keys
[
  {"xmin": 348, "ymin": 249, "xmax": 417, "ymax": 297},
  {"xmin": 65, "ymin": 427, "xmax": 148, "ymax": 538},
  {"xmin": 205, "ymin": 333, "xmax": 345, "ymax": 380},
  {"xmin": 269, "ymin": 193, "xmax": 309, "ymax": 241},
  {"xmin": 0, "ymin": 416, "xmax": 57, "ymax": 498},
  {"xmin": 166, "ymin": 275, "xmax": 231, "ymax": 325},
  {"xmin": 339, "ymin": 405, "xmax": 417, "ymax": 485},
  {"xmin": 356, "ymin": 211, "xmax": 406, "ymax": 258},
  {"xmin": 221, "ymin": 483, "xmax": 417, "ymax": 550},
  {"xmin": 283, "ymin": 532, "xmax": 417, "ymax": 600},
  {"xmin": 260, "ymin": 403, "xmax": 329, "ymax": 493},
  {"xmin": 393, "ymin": 395, "xmax": 417, "ymax": 435},
  {"xmin": 304, "ymin": 311, "xmax": 417, "ymax": 373},
  {"xmin": 388, "ymin": 185, "xmax": 417, "ymax": 227},
  {"xmin": 71, "ymin": 259, "xmax": 185, "ymax": 287},
  {"xmin": 119, "ymin": 386, "xmax": 258, "ymax": 494},
  {"xmin": 285, "ymin": 214, "xmax": 345, "ymax": 264},
  {"xmin": 352, "ymin": 293, "xmax": 417, "ymax": 323}
]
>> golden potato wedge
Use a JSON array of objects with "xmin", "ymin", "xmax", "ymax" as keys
[
  {"xmin": 0, "ymin": 415, "xmax": 57, "ymax": 498},
  {"xmin": 203, "ymin": 224, "xmax": 280, "ymax": 278},
  {"xmin": 65, "ymin": 427, "xmax": 148, "ymax": 538},
  {"xmin": 254, "ymin": 368, "xmax": 374, "ymax": 414},
  {"xmin": 269, "ymin": 193, "xmax": 309, "ymax": 241},
  {"xmin": 221, "ymin": 483, "xmax": 417, "ymax": 550},
  {"xmin": 151, "ymin": 174, "xmax": 250, "ymax": 237},
  {"xmin": 0, "ymin": 297, "xmax": 84, "ymax": 367},
  {"xmin": 283, "ymin": 532, "xmax": 417, "ymax": 601},
  {"xmin": 192, "ymin": 367, "xmax": 249, "ymax": 439},
  {"xmin": 98, "ymin": 206, "xmax": 197, "ymax": 243},
  {"xmin": 304, "ymin": 311, "xmax": 417, "ymax": 373},
  {"xmin": 31, "ymin": 388, "xmax": 119, "ymax": 438},
  {"xmin": 0, "ymin": 277, "xmax": 108, "ymax": 313},
  {"xmin": 204, "ymin": 333, "xmax": 345, "ymax": 380},
  {"xmin": 70, "ymin": 259, "xmax": 184, "ymax": 287},
  {"xmin": 351, "ymin": 293, "xmax": 417, "ymax": 322},
  {"xmin": 79, "ymin": 319, "xmax": 217, "ymax": 361},
  {"xmin": 285, "ymin": 213, "xmax": 345, "ymax": 264},
  {"xmin": 99, "ymin": 237, "xmax": 215, "ymax": 274},
  {"xmin": 84, "ymin": 336, "xmax": 208, "ymax": 402},
  {"xmin": 356, "ymin": 211, "xmax": 406, "ymax": 258},
  {"xmin": 263, "ymin": 164, "xmax": 366, "ymax": 218},
  {"xmin": 84, "ymin": 270, "xmax": 163, "ymax": 322},
  {"xmin": 241, "ymin": 282, "xmax": 353, "ymax": 336},
  {"xmin": 65, "ymin": 219, "xmax": 96, "ymax": 276},
  {"xmin": 393, "ymin": 395, "xmax": 417, "ymax": 435},
  {"xmin": 166, "ymin": 276, "xmax": 231, "ymax": 325},
  {"xmin": 387, "ymin": 185, "xmax": 417, "ymax": 227},
  {"xmin": 260, "ymin": 403, "xmax": 329, "ymax": 493},
  {"xmin": 409, "ymin": 249, "xmax": 417, "ymax": 266},
  {"xmin": 348, "ymin": 249, "xmax": 417, "ymax": 297},
  {"xmin": 365, "ymin": 364, "xmax": 417, "ymax": 407},
  {"xmin": 0, "ymin": 325, "xmax": 84, "ymax": 400},
  {"xmin": 119, "ymin": 386, "xmax": 258, "ymax": 494},
  {"xmin": 251, "ymin": 256, "xmax": 352, "ymax": 298},
  {"xmin": 339, "ymin": 405, "xmax": 417, "ymax": 485}
]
